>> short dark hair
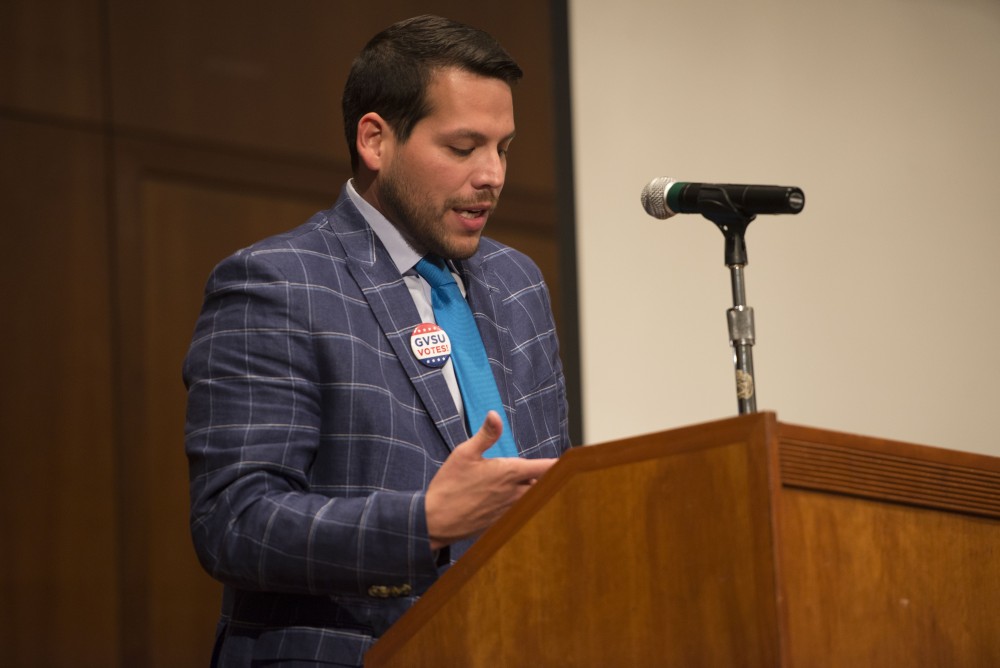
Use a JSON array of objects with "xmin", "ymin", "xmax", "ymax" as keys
[{"xmin": 342, "ymin": 15, "xmax": 523, "ymax": 170}]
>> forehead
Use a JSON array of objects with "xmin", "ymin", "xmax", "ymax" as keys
[{"xmin": 419, "ymin": 67, "xmax": 515, "ymax": 136}]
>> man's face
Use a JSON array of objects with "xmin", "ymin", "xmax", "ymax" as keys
[{"xmin": 376, "ymin": 67, "xmax": 516, "ymax": 260}]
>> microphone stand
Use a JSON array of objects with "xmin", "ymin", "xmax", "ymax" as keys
[{"xmin": 703, "ymin": 205, "xmax": 758, "ymax": 415}]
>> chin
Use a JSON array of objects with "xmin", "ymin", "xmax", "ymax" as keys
[{"xmin": 438, "ymin": 235, "xmax": 482, "ymax": 261}]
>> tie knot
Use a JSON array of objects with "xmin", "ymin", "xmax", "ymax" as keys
[{"xmin": 414, "ymin": 255, "xmax": 455, "ymax": 288}]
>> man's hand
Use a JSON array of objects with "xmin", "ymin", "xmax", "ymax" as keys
[{"xmin": 425, "ymin": 411, "xmax": 557, "ymax": 550}]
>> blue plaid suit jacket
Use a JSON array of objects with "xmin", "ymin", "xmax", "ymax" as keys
[{"xmin": 183, "ymin": 185, "xmax": 571, "ymax": 666}]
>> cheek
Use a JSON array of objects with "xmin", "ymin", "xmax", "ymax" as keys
[
  {"xmin": 424, "ymin": 165, "xmax": 469, "ymax": 195},
  {"xmin": 400, "ymin": 148, "xmax": 470, "ymax": 196}
]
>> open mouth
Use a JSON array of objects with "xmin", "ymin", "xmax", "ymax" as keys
[{"xmin": 456, "ymin": 206, "xmax": 490, "ymax": 219}]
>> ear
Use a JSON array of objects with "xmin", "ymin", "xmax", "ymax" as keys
[{"xmin": 356, "ymin": 112, "xmax": 392, "ymax": 172}]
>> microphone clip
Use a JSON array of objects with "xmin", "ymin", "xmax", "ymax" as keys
[
  {"xmin": 705, "ymin": 210, "xmax": 754, "ymax": 267},
  {"xmin": 695, "ymin": 184, "xmax": 756, "ymax": 266}
]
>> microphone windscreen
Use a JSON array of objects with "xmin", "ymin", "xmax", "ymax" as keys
[{"xmin": 640, "ymin": 176, "xmax": 678, "ymax": 219}]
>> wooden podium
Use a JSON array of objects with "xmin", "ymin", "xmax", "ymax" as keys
[{"xmin": 365, "ymin": 413, "xmax": 1000, "ymax": 667}]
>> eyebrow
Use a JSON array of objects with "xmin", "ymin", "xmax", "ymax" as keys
[{"xmin": 443, "ymin": 129, "xmax": 517, "ymax": 144}]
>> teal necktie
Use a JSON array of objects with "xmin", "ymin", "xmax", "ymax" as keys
[{"xmin": 414, "ymin": 255, "xmax": 518, "ymax": 458}]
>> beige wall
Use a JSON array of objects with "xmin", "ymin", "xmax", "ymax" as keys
[{"xmin": 570, "ymin": 0, "xmax": 1000, "ymax": 455}]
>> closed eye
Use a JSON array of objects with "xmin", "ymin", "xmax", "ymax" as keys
[{"xmin": 499, "ymin": 137, "xmax": 514, "ymax": 158}]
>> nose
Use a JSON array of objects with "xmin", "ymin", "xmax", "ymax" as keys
[{"xmin": 471, "ymin": 149, "xmax": 506, "ymax": 191}]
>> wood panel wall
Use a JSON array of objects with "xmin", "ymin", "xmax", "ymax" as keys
[{"xmin": 0, "ymin": 2, "xmax": 572, "ymax": 665}]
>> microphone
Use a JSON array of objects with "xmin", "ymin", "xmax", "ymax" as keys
[{"xmin": 641, "ymin": 177, "xmax": 805, "ymax": 219}]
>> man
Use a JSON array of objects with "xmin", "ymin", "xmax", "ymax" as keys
[{"xmin": 184, "ymin": 15, "xmax": 571, "ymax": 667}]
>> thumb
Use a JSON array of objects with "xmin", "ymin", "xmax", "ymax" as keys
[{"xmin": 466, "ymin": 411, "xmax": 504, "ymax": 457}]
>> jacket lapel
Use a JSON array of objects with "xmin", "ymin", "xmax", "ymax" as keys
[{"xmin": 327, "ymin": 192, "xmax": 469, "ymax": 452}]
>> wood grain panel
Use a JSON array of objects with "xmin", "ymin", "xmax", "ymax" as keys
[
  {"xmin": 0, "ymin": 0, "xmax": 105, "ymax": 121},
  {"xmin": 368, "ymin": 414, "xmax": 783, "ymax": 667},
  {"xmin": 775, "ymin": 422, "xmax": 1000, "ymax": 666},
  {"xmin": 782, "ymin": 438, "xmax": 1000, "ymax": 518},
  {"xmin": 779, "ymin": 489, "xmax": 1000, "ymax": 667},
  {"xmin": 145, "ymin": 179, "xmax": 333, "ymax": 666},
  {"xmin": 113, "ymin": 139, "xmax": 339, "ymax": 666},
  {"xmin": 0, "ymin": 118, "xmax": 119, "ymax": 667},
  {"xmin": 3, "ymin": 3, "xmax": 571, "ymax": 664},
  {"xmin": 779, "ymin": 422, "xmax": 1000, "ymax": 518},
  {"xmin": 369, "ymin": 414, "xmax": 1000, "ymax": 666},
  {"xmin": 106, "ymin": 1, "xmax": 557, "ymax": 193}
]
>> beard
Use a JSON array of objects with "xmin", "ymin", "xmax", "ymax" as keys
[{"xmin": 378, "ymin": 163, "xmax": 496, "ymax": 261}]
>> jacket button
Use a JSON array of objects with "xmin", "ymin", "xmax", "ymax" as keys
[{"xmin": 367, "ymin": 583, "xmax": 413, "ymax": 598}]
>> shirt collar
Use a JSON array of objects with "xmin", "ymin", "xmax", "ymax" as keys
[{"xmin": 346, "ymin": 179, "xmax": 422, "ymax": 275}]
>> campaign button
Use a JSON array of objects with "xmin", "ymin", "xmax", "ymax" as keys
[{"xmin": 410, "ymin": 322, "xmax": 451, "ymax": 368}]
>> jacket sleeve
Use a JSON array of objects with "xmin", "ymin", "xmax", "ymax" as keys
[{"xmin": 183, "ymin": 247, "xmax": 441, "ymax": 597}]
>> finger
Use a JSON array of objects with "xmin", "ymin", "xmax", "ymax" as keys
[
  {"xmin": 507, "ymin": 457, "xmax": 558, "ymax": 482},
  {"xmin": 465, "ymin": 410, "xmax": 504, "ymax": 457}
]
